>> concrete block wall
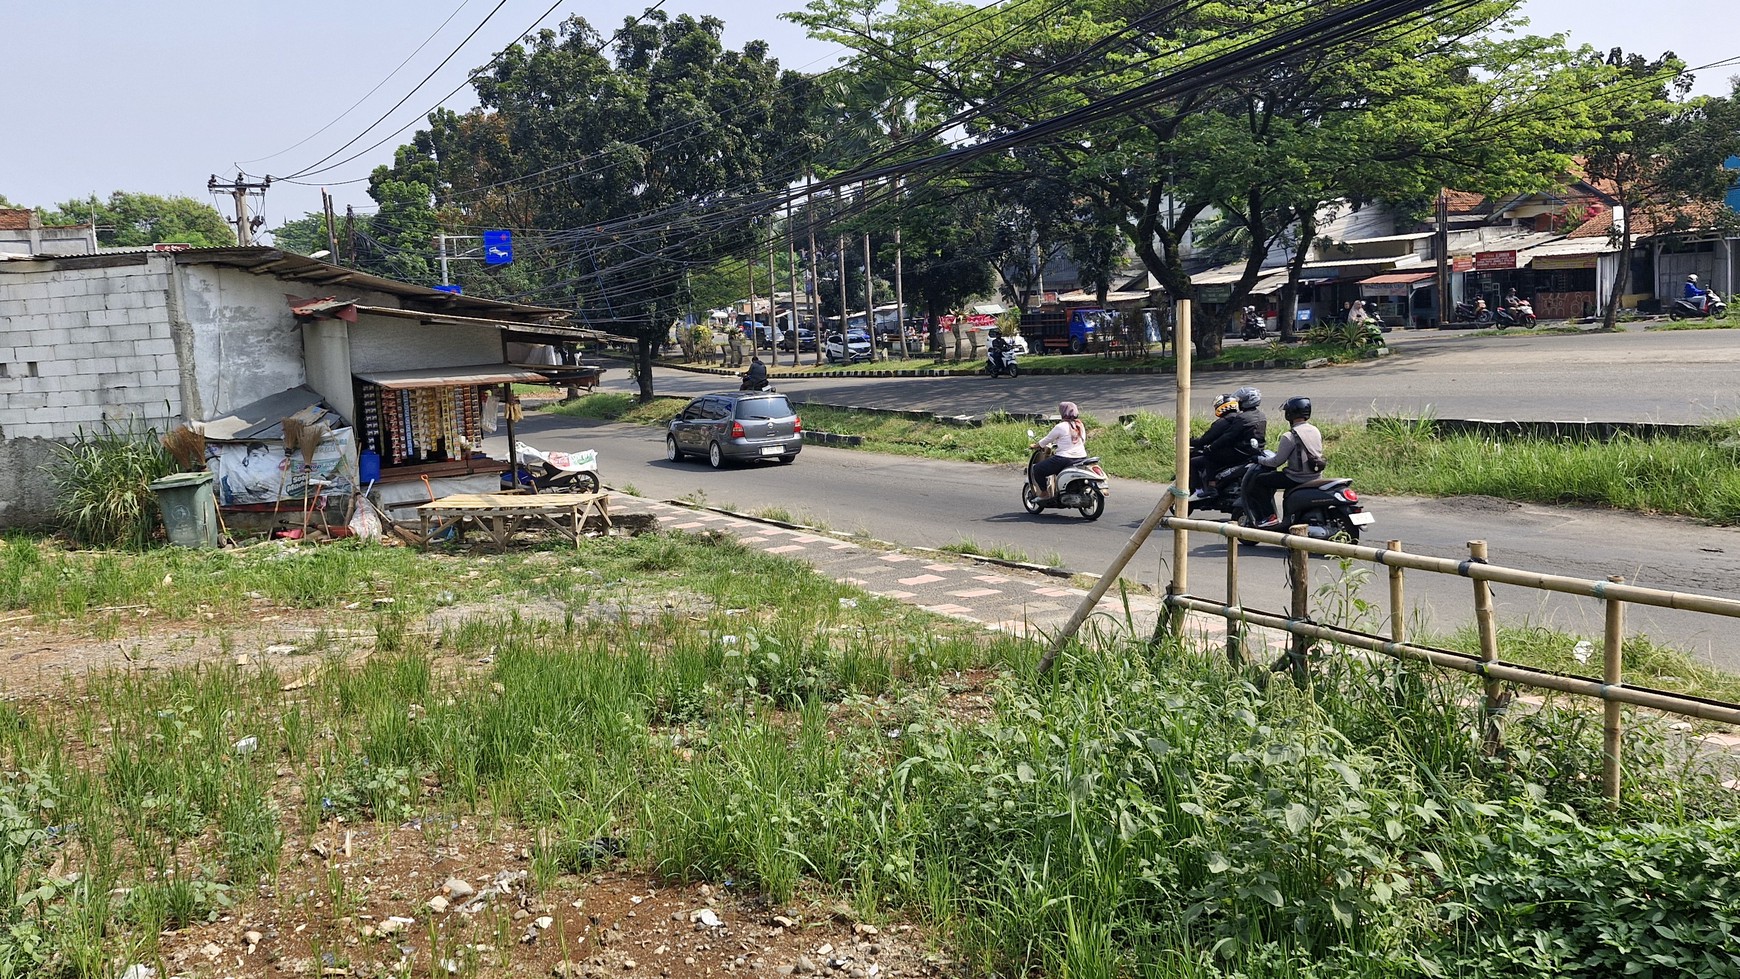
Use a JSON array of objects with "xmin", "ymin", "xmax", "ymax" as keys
[{"xmin": 0, "ymin": 256, "xmax": 184, "ymax": 525}]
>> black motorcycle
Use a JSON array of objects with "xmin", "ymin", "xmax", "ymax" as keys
[
  {"xmin": 1668, "ymin": 291, "xmax": 1728, "ymax": 321},
  {"xmin": 1236, "ymin": 465, "xmax": 1372, "ymax": 544},
  {"xmin": 1452, "ymin": 299, "xmax": 1493, "ymax": 325}
]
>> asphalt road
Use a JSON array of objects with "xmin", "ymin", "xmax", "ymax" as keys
[
  {"xmin": 623, "ymin": 326, "xmax": 1740, "ymax": 424},
  {"xmin": 485, "ymin": 328, "xmax": 1740, "ymax": 670}
]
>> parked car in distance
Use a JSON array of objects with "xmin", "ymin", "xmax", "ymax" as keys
[
  {"xmin": 824, "ymin": 330, "xmax": 873, "ymax": 364},
  {"xmin": 777, "ymin": 328, "xmax": 817, "ymax": 352},
  {"xmin": 666, "ymin": 391, "xmax": 803, "ymax": 468}
]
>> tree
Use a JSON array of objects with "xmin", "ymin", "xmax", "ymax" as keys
[
  {"xmin": 39, "ymin": 191, "xmax": 234, "ymax": 248},
  {"xmin": 269, "ymin": 212, "xmax": 332, "ymax": 256},
  {"xmin": 1581, "ymin": 53, "xmax": 1740, "ymax": 329},
  {"xmin": 371, "ymin": 12, "xmax": 820, "ymax": 399}
]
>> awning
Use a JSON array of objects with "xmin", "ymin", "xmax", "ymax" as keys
[
  {"xmin": 1359, "ymin": 271, "xmax": 1436, "ymax": 288},
  {"xmin": 355, "ymin": 364, "xmax": 550, "ymax": 389},
  {"xmin": 970, "ymin": 303, "xmax": 1008, "ymax": 316}
]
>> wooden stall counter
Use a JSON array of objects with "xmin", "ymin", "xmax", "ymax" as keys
[{"xmin": 416, "ymin": 492, "xmax": 612, "ymax": 550}]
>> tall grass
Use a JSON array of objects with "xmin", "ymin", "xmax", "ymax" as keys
[
  {"xmin": 43, "ymin": 422, "xmax": 175, "ymax": 549},
  {"xmin": 0, "ymin": 533, "xmax": 1734, "ymax": 976}
]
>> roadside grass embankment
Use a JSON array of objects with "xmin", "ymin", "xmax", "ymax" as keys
[
  {"xmin": 0, "ymin": 532, "xmax": 1735, "ymax": 977},
  {"xmin": 666, "ymin": 340, "xmax": 1366, "ymax": 377}
]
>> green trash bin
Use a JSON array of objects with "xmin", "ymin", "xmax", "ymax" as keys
[{"xmin": 149, "ymin": 471, "xmax": 220, "ymax": 548}]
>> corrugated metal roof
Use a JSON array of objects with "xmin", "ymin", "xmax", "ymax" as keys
[
  {"xmin": 199, "ymin": 385, "xmax": 334, "ymax": 442},
  {"xmin": 355, "ymin": 364, "xmax": 550, "ymax": 389}
]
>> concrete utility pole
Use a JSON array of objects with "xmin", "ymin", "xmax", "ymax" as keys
[
  {"xmin": 863, "ymin": 232, "xmax": 876, "ymax": 362},
  {"xmin": 837, "ymin": 233, "xmax": 849, "ymax": 360},
  {"xmin": 786, "ymin": 198, "xmax": 800, "ymax": 368},
  {"xmin": 1435, "ymin": 189, "xmax": 1451, "ymax": 327},
  {"xmin": 208, "ymin": 172, "xmax": 270, "ymax": 246}
]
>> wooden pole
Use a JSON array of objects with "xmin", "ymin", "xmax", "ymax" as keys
[
  {"xmin": 1603, "ymin": 574, "xmax": 1625, "ymax": 806},
  {"xmin": 1037, "ymin": 302, "xmax": 1193, "ymax": 675},
  {"xmin": 1167, "ymin": 300, "xmax": 1193, "ymax": 633},
  {"xmin": 1284, "ymin": 525, "xmax": 1311, "ymax": 684},
  {"xmin": 1387, "ymin": 539, "xmax": 1406, "ymax": 643},
  {"xmin": 1225, "ymin": 535, "xmax": 1245, "ymax": 665},
  {"xmin": 1470, "ymin": 540, "xmax": 1502, "ymax": 751}
]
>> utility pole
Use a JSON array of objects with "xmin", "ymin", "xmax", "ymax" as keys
[
  {"xmin": 747, "ymin": 242, "xmax": 758, "ymax": 355},
  {"xmin": 343, "ymin": 206, "xmax": 357, "ymax": 265},
  {"xmin": 1435, "ymin": 189, "xmax": 1451, "ymax": 328},
  {"xmin": 863, "ymin": 231, "xmax": 876, "ymax": 363},
  {"xmin": 893, "ymin": 177, "xmax": 906, "ymax": 358},
  {"xmin": 808, "ymin": 177, "xmax": 823, "ymax": 368},
  {"xmin": 321, "ymin": 190, "xmax": 340, "ymax": 261},
  {"xmin": 786, "ymin": 197, "xmax": 800, "ymax": 368},
  {"xmin": 438, "ymin": 234, "xmax": 451, "ymax": 286},
  {"xmin": 767, "ymin": 222, "xmax": 779, "ymax": 358},
  {"xmin": 837, "ymin": 232, "xmax": 849, "ymax": 363},
  {"xmin": 208, "ymin": 172, "xmax": 270, "ymax": 246}
]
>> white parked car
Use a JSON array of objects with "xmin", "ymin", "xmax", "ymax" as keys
[{"xmin": 824, "ymin": 330, "xmax": 873, "ymax": 364}]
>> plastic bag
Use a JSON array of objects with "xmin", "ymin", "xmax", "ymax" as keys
[{"xmin": 347, "ymin": 493, "xmax": 383, "ymax": 541}]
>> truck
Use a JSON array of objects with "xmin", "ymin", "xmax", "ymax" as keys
[{"xmin": 1019, "ymin": 307, "xmax": 1118, "ymax": 354}]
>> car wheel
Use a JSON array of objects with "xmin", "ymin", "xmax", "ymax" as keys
[
  {"xmin": 666, "ymin": 435, "xmax": 684, "ymax": 462},
  {"xmin": 776, "ymin": 454, "xmax": 796, "ymax": 465},
  {"xmin": 1022, "ymin": 482, "xmax": 1044, "ymax": 514},
  {"xmin": 1077, "ymin": 486, "xmax": 1105, "ymax": 521},
  {"xmin": 708, "ymin": 441, "xmax": 725, "ymax": 469},
  {"xmin": 576, "ymin": 471, "xmax": 601, "ymax": 494}
]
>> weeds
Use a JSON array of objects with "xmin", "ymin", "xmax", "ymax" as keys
[
  {"xmin": 939, "ymin": 537, "xmax": 1032, "ymax": 563},
  {"xmin": 43, "ymin": 421, "xmax": 175, "ymax": 549}
]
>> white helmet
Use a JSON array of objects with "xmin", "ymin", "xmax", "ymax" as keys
[{"xmin": 1688, "ymin": 274, "xmax": 1700, "ymax": 284}]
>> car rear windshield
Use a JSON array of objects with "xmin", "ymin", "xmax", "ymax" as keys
[{"xmin": 735, "ymin": 396, "xmax": 793, "ymax": 420}]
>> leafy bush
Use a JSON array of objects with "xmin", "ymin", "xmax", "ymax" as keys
[
  {"xmin": 1436, "ymin": 813, "xmax": 1740, "ymax": 977},
  {"xmin": 44, "ymin": 422, "xmax": 174, "ymax": 549}
]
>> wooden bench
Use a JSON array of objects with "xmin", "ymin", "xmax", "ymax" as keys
[{"xmin": 416, "ymin": 492, "xmax": 612, "ymax": 550}]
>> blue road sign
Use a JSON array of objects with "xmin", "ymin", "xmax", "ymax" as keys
[
  {"xmin": 484, "ymin": 229, "xmax": 514, "ymax": 266},
  {"xmin": 435, "ymin": 284, "xmax": 463, "ymax": 294}
]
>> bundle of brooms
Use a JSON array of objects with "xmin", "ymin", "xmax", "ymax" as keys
[{"xmin": 161, "ymin": 425, "xmax": 206, "ymax": 472}]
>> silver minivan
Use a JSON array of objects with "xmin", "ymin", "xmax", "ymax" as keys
[{"xmin": 666, "ymin": 392, "xmax": 804, "ymax": 468}]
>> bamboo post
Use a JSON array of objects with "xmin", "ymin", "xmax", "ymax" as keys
[
  {"xmin": 1386, "ymin": 539, "xmax": 1406, "ymax": 643},
  {"xmin": 1470, "ymin": 540, "xmax": 1502, "ymax": 750},
  {"xmin": 1225, "ymin": 535, "xmax": 1245, "ymax": 664},
  {"xmin": 1041, "ymin": 300, "xmax": 1190, "ymax": 673},
  {"xmin": 1603, "ymin": 574, "xmax": 1625, "ymax": 806},
  {"xmin": 1282, "ymin": 525, "xmax": 1311, "ymax": 684},
  {"xmin": 1167, "ymin": 300, "xmax": 1193, "ymax": 634}
]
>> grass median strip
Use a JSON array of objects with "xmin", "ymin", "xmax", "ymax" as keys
[{"xmin": 0, "ymin": 533, "xmax": 1735, "ymax": 976}]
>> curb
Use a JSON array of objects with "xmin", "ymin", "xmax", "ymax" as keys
[{"xmin": 654, "ymin": 348, "xmax": 1389, "ymax": 381}]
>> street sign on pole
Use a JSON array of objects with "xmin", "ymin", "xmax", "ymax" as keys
[
  {"xmin": 484, "ymin": 230, "xmax": 513, "ymax": 266},
  {"xmin": 435, "ymin": 284, "xmax": 463, "ymax": 294}
]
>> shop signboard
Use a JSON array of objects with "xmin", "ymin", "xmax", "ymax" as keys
[
  {"xmin": 1451, "ymin": 256, "xmax": 1475, "ymax": 273},
  {"xmin": 1196, "ymin": 284, "xmax": 1234, "ymax": 303},
  {"xmin": 1473, "ymin": 250, "xmax": 1517, "ymax": 271}
]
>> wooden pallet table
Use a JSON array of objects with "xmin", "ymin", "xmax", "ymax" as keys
[{"xmin": 416, "ymin": 492, "xmax": 612, "ymax": 550}]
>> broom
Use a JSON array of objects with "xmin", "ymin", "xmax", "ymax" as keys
[{"xmin": 162, "ymin": 426, "xmax": 206, "ymax": 472}]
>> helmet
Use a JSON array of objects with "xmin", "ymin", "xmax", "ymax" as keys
[
  {"xmin": 1282, "ymin": 396, "xmax": 1313, "ymax": 422},
  {"xmin": 1688, "ymin": 274, "xmax": 1700, "ymax": 284},
  {"xmin": 1233, "ymin": 386, "xmax": 1262, "ymax": 410},
  {"xmin": 1212, "ymin": 393, "xmax": 1239, "ymax": 417}
]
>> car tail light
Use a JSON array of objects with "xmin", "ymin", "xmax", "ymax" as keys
[
  {"xmin": 794, "ymin": 416, "xmax": 803, "ymax": 433},
  {"xmin": 730, "ymin": 421, "xmax": 745, "ymax": 438}
]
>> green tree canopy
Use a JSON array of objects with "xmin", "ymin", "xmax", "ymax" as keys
[{"xmin": 39, "ymin": 191, "xmax": 234, "ymax": 248}]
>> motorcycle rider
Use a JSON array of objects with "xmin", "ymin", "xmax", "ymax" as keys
[
  {"xmin": 988, "ymin": 332, "xmax": 1014, "ymax": 374},
  {"xmin": 1685, "ymin": 274, "xmax": 1710, "ymax": 311},
  {"xmin": 740, "ymin": 355, "xmax": 769, "ymax": 391},
  {"xmin": 1030, "ymin": 401, "xmax": 1088, "ymax": 500},
  {"xmin": 1189, "ymin": 393, "xmax": 1263, "ymax": 499},
  {"xmin": 1247, "ymin": 396, "xmax": 1325, "ymax": 529}
]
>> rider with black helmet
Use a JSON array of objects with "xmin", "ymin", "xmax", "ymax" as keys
[
  {"xmin": 1247, "ymin": 395, "xmax": 1325, "ymax": 528},
  {"xmin": 1189, "ymin": 387, "xmax": 1269, "ymax": 498}
]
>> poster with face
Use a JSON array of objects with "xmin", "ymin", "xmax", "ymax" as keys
[{"xmin": 207, "ymin": 428, "xmax": 356, "ymax": 506}]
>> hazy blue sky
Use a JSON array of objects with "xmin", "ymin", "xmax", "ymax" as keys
[{"xmin": 2, "ymin": 0, "xmax": 1733, "ymax": 235}]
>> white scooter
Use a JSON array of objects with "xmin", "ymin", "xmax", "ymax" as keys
[{"xmin": 1021, "ymin": 431, "xmax": 1108, "ymax": 520}]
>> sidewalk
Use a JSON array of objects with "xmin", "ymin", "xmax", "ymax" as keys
[{"xmin": 611, "ymin": 493, "xmax": 1270, "ymax": 655}]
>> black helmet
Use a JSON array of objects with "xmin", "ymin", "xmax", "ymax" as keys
[
  {"xmin": 1233, "ymin": 386, "xmax": 1262, "ymax": 410},
  {"xmin": 1282, "ymin": 396, "xmax": 1312, "ymax": 421}
]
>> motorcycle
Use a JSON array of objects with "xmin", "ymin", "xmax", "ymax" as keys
[
  {"xmin": 1452, "ymin": 299, "xmax": 1493, "ymax": 325},
  {"xmin": 740, "ymin": 376, "xmax": 777, "ymax": 393},
  {"xmin": 985, "ymin": 342, "xmax": 1020, "ymax": 379},
  {"xmin": 503, "ymin": 441, "xmax": 601, "ymax": 494},
  {"xmin": 1236, "ymin": 463, "xmax": 1372, "ymax": 544},
  {"xmin": 1186, "ymin": 453, "xmax": 1255, "ymax": 518},
  {"xmin": 1495, "ymin": 300, "xmax": 1538, "ymax": 329},
  {"xmin": 1021, "ymin": 435, "xmax": 1108, "ymax": 520},
  {"xmin": 1669, "ymin": 291, "xmax": 1728, "ymax": 321}
]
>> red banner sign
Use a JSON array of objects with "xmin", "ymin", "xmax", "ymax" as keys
[
  {"xmin": 1451, "ymin": 256, "xmax": 1475, "ymax": 273},
  {"xmin": 1473, "ymin": 250, "xmax": 1517, "ymax": 271}
]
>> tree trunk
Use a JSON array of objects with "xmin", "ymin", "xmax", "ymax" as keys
[
  {"xmin": 635, "ymin": 336, "xmax": 655, "ymax": 403},
  {"xmin": 1603, "ymin": 204, "xmax": 1632, "ymax": 331},
  {"xmin": 1279, "ymin": 210, "xmax": 1317, "ymax": 342}
]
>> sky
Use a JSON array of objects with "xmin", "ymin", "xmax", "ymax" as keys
[{"xmin": 2, "ymin": 0, "xmax": 1735, "ymax": 240}]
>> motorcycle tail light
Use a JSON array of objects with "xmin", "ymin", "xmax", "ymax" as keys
[
  {"xmin": 730, "ymin": 421, "xmax": 745, "ymax": 438},
  {"xmin": 1340, "ymin": 489, "xmax": 1359, "ymax": 503},
  {"xmin": 1091, "ymin": 466, "xmax": 1105, "ymax": 476}
]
